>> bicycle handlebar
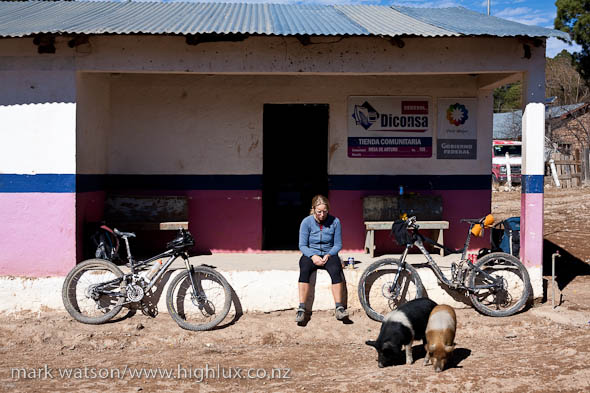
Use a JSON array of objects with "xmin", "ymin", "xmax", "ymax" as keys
[
  {"xmin": 405, "ymin": 216, "xmax": 418, "ymax": 228},
  {"xmin": 460, "ymin": 217, "xmax": 483, "ymax": 225}
]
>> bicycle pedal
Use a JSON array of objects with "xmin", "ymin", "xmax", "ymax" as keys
[
  {"xmin": 140, "ymin": 301, "xmax": 158, "ymax": 318},
  {"xmin": 141, "ymin": 307, "xmax": 158, "ymax": 318}
]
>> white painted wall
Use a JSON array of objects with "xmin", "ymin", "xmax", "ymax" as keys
[
  {"xmin": 0, "ymin": 38, "xmax": 76, "ymax": 106},
  {"xmin": 0, "ymin": 35, "xmax": 545, "ymax": 178},
  {"xmin": 0, "ymin": 103, "xmax": 76, "ymax": 174},
  {"xmin": 0, "ymin": 37, "xmax": 77, "ymax": 175},
  {"xmin": 102, "ymin": 73, "xmax": 494, "ymax": 176},
  {"xmin": 76, "ymin": 35, "xmax": 545, "ymax": 76},
  {"xmin": 76, "ymin": 73, "xmax": 110, "ymax": 174},
  {"xmin": 522, "ymin": 103, "xmax": 546, "ymax": 176}
]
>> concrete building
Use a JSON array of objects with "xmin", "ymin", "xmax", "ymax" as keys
[{"xmin": 0, "ymin": 2, "xmax": 566, "ymax": 310}]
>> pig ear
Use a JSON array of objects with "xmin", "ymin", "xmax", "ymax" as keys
[
  {"xmin": 365, "ymin": 340, "xmax": 377, "ymax": 348},
  {"xmin": 444, "ymin": 344, "xmax": 455, "ymax": 353},
  {"xmin": 382, "ymin": 341, "xmax": 395, "ymax": 351}
]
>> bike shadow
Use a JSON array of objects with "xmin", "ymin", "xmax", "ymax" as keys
[{"xmin": 213, "ymin": 284, "xmax": 243, "ymax": 330}]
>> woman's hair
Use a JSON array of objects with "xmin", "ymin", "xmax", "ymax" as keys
[{"xmin": 309, "ymin": 194, "xmax": 330, "ymax": 215}]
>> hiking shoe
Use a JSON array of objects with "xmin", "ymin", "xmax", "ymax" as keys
[
  {"xmin": 335, "ymin": 306, "xmax": 349, "ymax": 321},
  {"xmin": 295, "ymin": 307, "xmax": 306, "ymax": 323}
]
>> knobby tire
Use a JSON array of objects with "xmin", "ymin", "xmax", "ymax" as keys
[
  {"xmin": 358, "ymin": 258, "xmax": 425, "ymax": 322},
  {"xmin": 166, "ymin": 265, "xmax": 232, "ymax": 331},
  {"xmin": 62, "ymin": 258, "xmax": 125, "ymax": 324}
]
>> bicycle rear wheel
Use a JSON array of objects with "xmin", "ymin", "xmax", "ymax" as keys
[
  {"xmin": 468, "ymin": 252, "xmax": 531, "ymax": 317},
  {"xmin": 166, "ymin": 265, "xmax": 232, "ymax": 331},
  {"xmin": 358, "ymin": 258, "xmax": 425, "ymax": 322},
  {"xmin": 62, "ymin": 259, "xmax": 125, "ymax": 324}
]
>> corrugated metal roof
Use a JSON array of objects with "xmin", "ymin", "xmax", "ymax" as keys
[
  {"xmin": 0, "ymin": 1, "xmax": 568, "ymax": 39},
  {"xmin": 394, "ymin": 6, "xmax": 570, "ymax": 40},
  {"xmin": 546, "ymin": 103, "xmax": 586, "ymax": 119},
  {"xmin": 493, "ymin": 103, "xmax": 586, "ymax": 138},
  {"xmin": 334, "ymin": 5, "xmax": 455, "ymax": 37}
]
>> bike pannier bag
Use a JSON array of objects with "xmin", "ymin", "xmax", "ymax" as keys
[
  {"xmin": 91, "ymin": 225, "xmax": 119, "ymax": 261},
  {"xmin": 499, "ymin": 217, "xmax": 520, "ymax": 257}
]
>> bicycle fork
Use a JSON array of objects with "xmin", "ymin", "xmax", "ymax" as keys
[
  {"xmin": 183, "ymin": 255, "xmax": 208, "ymax": 309},
  {"xmin": 388, "ymin": 245, "xmax": 411, "ymax": 296}
]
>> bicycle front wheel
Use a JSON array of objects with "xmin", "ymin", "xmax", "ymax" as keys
[
  {"xmin": 166, "ymin": 266, "xmax": 232, "ymax": 331},
  {"xmin": 358, "ymin": 258, "xmax": 425, "ymax": 322},
  {"xmin": 468, "ymin": 252, "xmax": 531, "ymax": 317},
  {"xmin": 62, "ymin": 259, "xmax": 125, "ymax": 324}
]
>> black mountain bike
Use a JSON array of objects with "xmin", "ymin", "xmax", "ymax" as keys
[
  {"xmin": 62, "ymin": 228, "xmax": 232, "ymax": 331},
  {"xmin": 358, "ymin": 216, "xmax": 531, "ymax": 321}
]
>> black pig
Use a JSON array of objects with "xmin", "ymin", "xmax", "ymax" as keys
[{"xmin": 366, "ymin": 298, "xmax": 437, "ymax": 367}]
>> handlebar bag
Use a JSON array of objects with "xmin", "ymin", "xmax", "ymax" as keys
[{"xmin": 391, "ymin": 220, "xmax": 414, "ymax": 246}]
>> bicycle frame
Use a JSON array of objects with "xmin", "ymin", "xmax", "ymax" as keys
[
  {"xmin": 94, "ymin": 233, "xmax": 200, "ymax": 302},
  {"xmin": 396, "ymin": 224, "xmax": 504, "ymax": 293}
]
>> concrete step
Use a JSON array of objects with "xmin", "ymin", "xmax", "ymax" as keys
[{"xmin": 0, "ymin": 252, "xmax": 541, "ymax": 314}]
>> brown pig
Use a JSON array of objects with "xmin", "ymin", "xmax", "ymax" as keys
[{"xmin": 424, "ymin": 304, "xmax": 456, "ymax": 372}]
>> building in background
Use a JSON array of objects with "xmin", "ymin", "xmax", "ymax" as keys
[{"xmin": 0, "ymin": 1, "xmax": 566, "ymax": 276}]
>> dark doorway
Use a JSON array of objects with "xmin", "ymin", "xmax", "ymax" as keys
[{"xmin": 263, "ymin": 104, "xmax": 329, "ymax": 250}]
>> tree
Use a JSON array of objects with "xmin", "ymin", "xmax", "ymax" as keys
[
  {"xmin": 493, "ymin": 82, "xmax": 521, "ymax": 113},
  {"xmin": 555, "ymin": 0, "xmax": 590, "ymax": 83},
  {"xmin": 546, "ymin": 50, "xmax": 590, "ymax": 105}
]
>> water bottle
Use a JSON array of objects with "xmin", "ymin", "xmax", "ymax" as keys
[
  {"xmin": 142, "ymin": 259, "xmax": 163, "ymax": 280},
  {"xmin": 348, "ymin": 257, "xmax": 355, "ymax": 270}
]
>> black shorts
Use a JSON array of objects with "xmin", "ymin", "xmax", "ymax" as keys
[{"xmin": 298, "ymin": 254, "xmax": 344, "ymax": 284}]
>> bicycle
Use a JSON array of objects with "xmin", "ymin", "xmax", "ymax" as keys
[
  {"xmin": 358, "ymin": 215, "xmax": 531, "ymax": 321},
  {"xmin": 62, "ymin": 228, "xmax": 232, "ymax": 331}
]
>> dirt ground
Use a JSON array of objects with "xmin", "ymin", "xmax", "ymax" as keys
[{"xmin": 2, "ymin": 186, "xmax": 590, "ymax": 393}]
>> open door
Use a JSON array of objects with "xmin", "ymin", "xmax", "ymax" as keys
[{"xmin": 262, "ymin": 104, "xmax": 329, "ymax": 250}]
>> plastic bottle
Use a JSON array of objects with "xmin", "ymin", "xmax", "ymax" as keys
[
  {"xmin": 348, "ymin": 257, "xmax": 355, "ymax": 270},
  {"xmin": 143, "ymin": 259, "xmax": 163, "ymax": 280}
]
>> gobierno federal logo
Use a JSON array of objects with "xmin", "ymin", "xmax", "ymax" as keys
[{"xmin": 446, "ymin": 103, "xmax": 468, "ymax": 126}]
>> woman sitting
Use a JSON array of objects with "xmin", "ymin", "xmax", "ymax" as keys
[{"xmin": 296, "ymin": 195, "xmax": 347, "ymax": 323}]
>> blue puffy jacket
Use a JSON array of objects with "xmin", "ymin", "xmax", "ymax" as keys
[{"xmin": 298, "ymin": 214, "xmax": 342, "ymax": 258}]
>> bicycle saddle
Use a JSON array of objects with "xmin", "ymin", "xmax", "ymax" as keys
[{"xmin": 113, "ymin": 228, "xmax": 136, "ymax": 238}]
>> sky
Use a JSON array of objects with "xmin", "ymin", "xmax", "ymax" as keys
[{"xmin": 172, "ymin": 0, "xmax": 578, "ymax": 58}]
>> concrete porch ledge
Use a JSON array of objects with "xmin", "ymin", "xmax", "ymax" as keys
[{"xmin": 0, "ymin": 252, "xmax": 542, "ymax": 314}]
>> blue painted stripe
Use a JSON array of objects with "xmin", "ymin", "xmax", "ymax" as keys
[
  {"xmin": 1, "ymin": 174, "xmax": 492, "ymax": 193},
  {"xmin": 521, "ymin": 175, "xmax": 544, "ymax": 194},
  {"xmin": 76, "ymin": 174, "xmax": 264, "ymax": 192},
  {"xmin": 0, "ymin": 174, "xmax": 76, "ymax": 193},
  {"xmin": 328, "ymin": 175, "xmax": 491, "ymax": 190}
]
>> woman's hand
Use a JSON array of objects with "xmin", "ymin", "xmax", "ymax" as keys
[{"xmin": 311, "ymin": 255, "xmax": 325, "ymax": 266}]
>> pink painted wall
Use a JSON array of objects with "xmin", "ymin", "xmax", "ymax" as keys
[
  {"xmin": 76, "ymin": 191, "xmax": 105, "ymax": 261},
  {"xmin": 76, "ymin": 190, "xmax": 263, "ymax": 255},
  {"xmin": 520, "ymin": 193, "xmax": 543, "ymax": 268},
  {"xmin": 0, "ymin": 193, "xmax": 76, "ymax": 276},
  {"xmin": 331, "ymin": 190, "xmax": 491, "ymax": 255},
  {"xmin": 188, "ymin": 190, "xmax": 262, "ymax": 253},
  {"xmin": 72, "ymin": 188, "xmax": 489, "ymax": 259}
]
